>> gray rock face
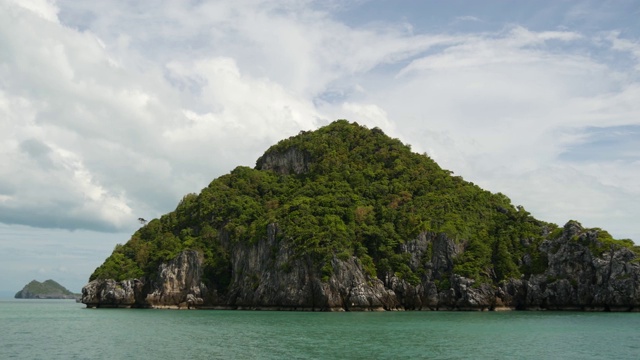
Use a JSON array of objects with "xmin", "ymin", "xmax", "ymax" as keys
[
  {"xmin": 224, "ymin": 223, "xmax": 396, "ymax": 310},
  {"xmin": 82, "ymin": 279, "xmax": 143, "ymax": 308},
  {"xmin": 225, "ymin": 223, "xmax": 321, "ymax": 309},
  {"xmin": 146, "ymin": 250, "xmax": 207, "ymax": 308},
  {"xmin": 322, "ymin": 256, "xmax": 397, "ymax": 311},
  {"xmin": 256, "ymin": 147, "xmax": 310, "ymax": 175},
  {"xmin": 506, "ymin": 221, "xmax": 640, "ymax": 310},
  {"xmin": 83, "ymin": 250, "xmax": 206, "ymax": 308},
  {"xmin": 82, "ymin": 221, "xmax": 640, "ymax": 311}
]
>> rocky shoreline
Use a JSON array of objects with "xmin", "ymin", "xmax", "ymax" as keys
[{"xmin": 82, "ymin": 221, "xmax": 640, "ymax": 311}]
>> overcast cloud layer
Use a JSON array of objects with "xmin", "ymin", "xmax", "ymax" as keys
[{"xmin": 1, "ymin": 0, "xmax": 639, "ymax": 292}]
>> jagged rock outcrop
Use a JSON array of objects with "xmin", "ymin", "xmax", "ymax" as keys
[
  {"xmin": 83, "ymin": 250, "xmax": 206, "ymax": 308},
  {"xmin": 83, "ymin": 221, "xmax": 640, "ymax": 311},
  {"xmin": 502, "ymin": 221, "xmax": 640, "ymax": 311},
  {"xmin": 82, "ymin": 279, "xmax": 143, "ymax": 308}
]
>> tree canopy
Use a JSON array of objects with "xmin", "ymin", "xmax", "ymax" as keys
[{"xmin": 90, "ymin": 120, "xmax": 635, "ymax": 289}]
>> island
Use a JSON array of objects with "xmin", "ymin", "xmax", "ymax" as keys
[
  {"xmin": 82, "ymin": 120, "xmax": 640, "ymax": 310},
  {"xmin": 15, "ymin": 279, "xmax": 80, "ymax": 300}
]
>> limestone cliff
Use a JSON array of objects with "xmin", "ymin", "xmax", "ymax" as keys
[
  {"xmin": 501, "ymin": 221, "xmax": 640, "ymax": 311},
  {"xmin": 83, "ymin": 221, "xmax": 640, "ymax": 311},
  {"xmin": 83, "ymin": 251, "xmax": 206, "ymax": 308}
]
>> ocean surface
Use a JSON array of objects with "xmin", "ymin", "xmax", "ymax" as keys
[{"xmin": 1, "ymin": 299, "xmax": 639, "ymax": 359}]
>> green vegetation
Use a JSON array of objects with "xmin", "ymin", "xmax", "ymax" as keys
[
  {"xmin": 89, "ymin": 120, "xmax": 634, "ymax": 290},
  {"xmin": 588, "ymin": 228, "xmax": 640, "ymax": 257}
]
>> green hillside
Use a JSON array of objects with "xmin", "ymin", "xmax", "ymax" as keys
[
  {"xmin": 15, "ymin": 279, "xmax": 78, "ymax": 299},
  {"xmin": 89, "ymin": 120, "xmax": 636, "ymax": 292}
]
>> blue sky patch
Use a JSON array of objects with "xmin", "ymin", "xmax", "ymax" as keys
[{"xmin": 560, "ymin": 125, "xmax": 640, "ymax": 162}]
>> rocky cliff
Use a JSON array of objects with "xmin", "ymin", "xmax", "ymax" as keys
[
  {"xmin": 502, "ymin": 221, "xmax": 640, "ymax": 311},
  {"xmin": 83, "ymin": 251, "xmax": 207, "ymax": 308},
  {"xmin": 83, "ymin": 221, "xmax": 640, "ymax": 310}
]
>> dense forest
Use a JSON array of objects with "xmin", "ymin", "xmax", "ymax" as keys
[{"xmin": 90, "ymin": 120, "xmax": 637, "ymax": 293}]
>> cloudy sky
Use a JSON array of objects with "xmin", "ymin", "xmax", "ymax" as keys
[{"xmin": 1, "ymin": 0, "xmax": 639, "ymax": 294}]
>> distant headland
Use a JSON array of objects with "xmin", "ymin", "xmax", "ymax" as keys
[{"xmin": 15, "ymin": 279, "xmax": 80, "ymax": 300}]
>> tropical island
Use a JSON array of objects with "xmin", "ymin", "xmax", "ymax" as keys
[
  {"xmin": 82, "ymin": 120, "xmax": 640, "ymax": 310},
  {"xmin": 15, "ymin": 279, "xmax": 79, "ymax": 299}
]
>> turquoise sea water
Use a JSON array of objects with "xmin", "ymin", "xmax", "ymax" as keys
[{"xmin": 1, "ymin": 299, "xmax": 639, "ymax": 359}]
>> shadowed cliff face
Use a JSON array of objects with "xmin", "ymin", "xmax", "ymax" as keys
[{"xmin": 82, "ymin": 221, "xmax": 640, "ymax": 311}]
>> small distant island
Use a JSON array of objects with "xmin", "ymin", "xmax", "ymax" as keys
[{"xmin": 15, "ymin": 279, "xmax": 80, "ymax": 300}]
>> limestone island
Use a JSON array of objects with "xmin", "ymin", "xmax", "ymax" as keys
[
  {"xmin": 15, "ymin": 279, "xmax": 80, "ymax": 299},
  {"xmin": 82, "ymin": 120, "xmax": 640, "ymax": 311}
]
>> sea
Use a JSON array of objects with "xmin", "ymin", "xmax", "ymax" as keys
[{"xmin": 1, "ymin": 299, "xmax": 639, "ymax": 359}]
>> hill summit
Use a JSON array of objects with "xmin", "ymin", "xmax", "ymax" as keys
[{"xmin": 83, "ymin": 120, "xmax": 640, "ymax": 310}]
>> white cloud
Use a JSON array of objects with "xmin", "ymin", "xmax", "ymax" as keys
[
  {"xmin": 8, "ymin": 0, "xmax": 59, "ymax": 23},
  {"xmin": 165, "ymin": 57, "xmax": 320, "ymax": 142},
  {"xmin": 0, "ymin": 2, "xmax": 166, "ymax": 230},
  {"xmin": 340, "ymin": 102, "xmax": 395, "ymax": 131},
  {"xmin": 398, "ymin": 26, "xmax": 583, "ymax": 76}
]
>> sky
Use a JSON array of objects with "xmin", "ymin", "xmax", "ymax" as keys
[{"xmin": 1, "ymin": 0, "xmax": 639, "ymax": 294}]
